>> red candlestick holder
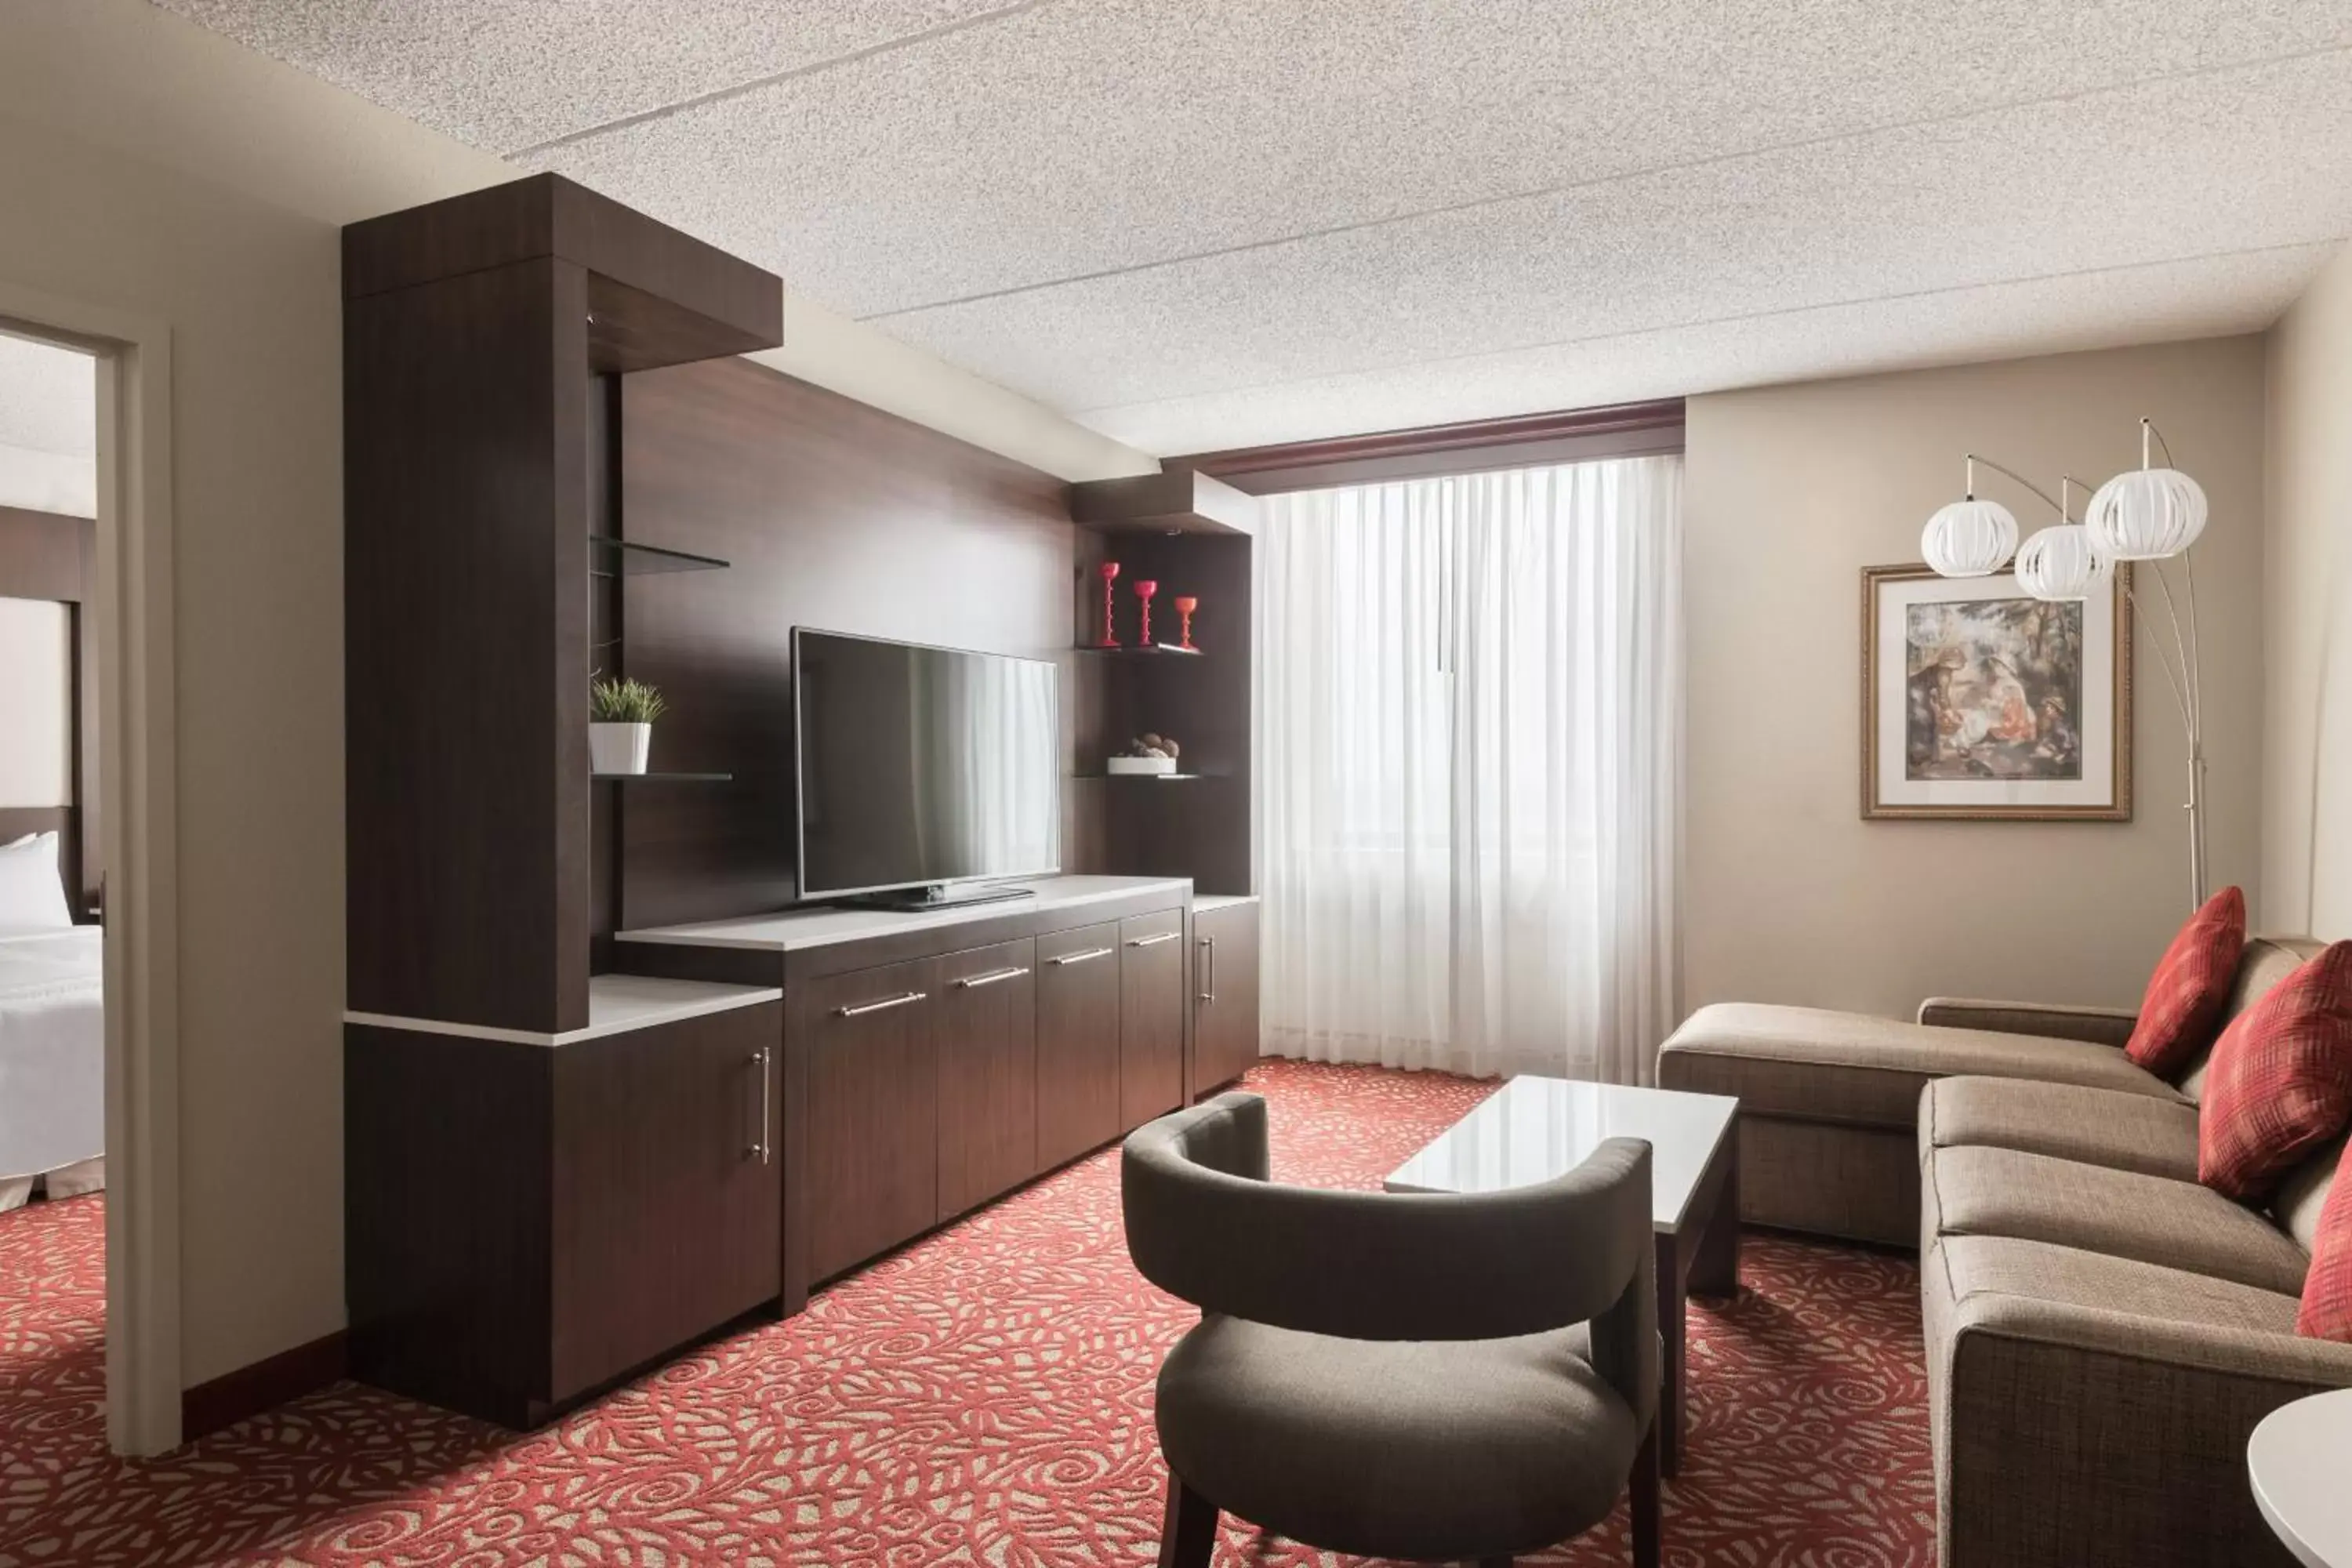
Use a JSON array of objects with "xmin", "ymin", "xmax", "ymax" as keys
[
  {"xmin": 1174, "ymin": 595, "xmax": 1198, "ymax": 651},
  {"xmin": 1095, "ymin": 561, "xmax": 1121, "ymax": 647},
  {"xmin": 1133, "ymin": 579, "xmax": 1159, "ymax": 646}
]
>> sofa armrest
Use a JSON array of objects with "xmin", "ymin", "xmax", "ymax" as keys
[
  {"xmin": 1916, "ymin": 996, "xmax": 2137, "ymax": 1048},
  {"xmin": 1932, "ymin": 1279, "xmax": 2352, "ymax": 1568}
]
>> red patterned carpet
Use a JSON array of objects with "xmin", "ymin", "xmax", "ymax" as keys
[{"xmin": 0, "ymin": 1062, "xmax": 1933, "ymax": 1566}]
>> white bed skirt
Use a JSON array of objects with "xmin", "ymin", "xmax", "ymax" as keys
[
  {"xmin": 0, "ymin": 927, "xmax": 105, "ymax": 1207},
  {"xmin": 0, "ymin": 1154, "xmax": 104, "ymax": 1212}
]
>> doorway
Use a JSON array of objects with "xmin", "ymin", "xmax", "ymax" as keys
[{"xmin": 0, "ymin": 292, "xmax": 181, "ymax": 1457}]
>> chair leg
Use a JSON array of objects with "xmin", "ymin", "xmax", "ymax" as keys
[
  {"xmin": 1628, "ymin": 1417, "xmax": 1661, "ymax": 1568},
  {"xmin": 1157, "ymin": 1473, "xmax": 1218, "ymax": 1568}
]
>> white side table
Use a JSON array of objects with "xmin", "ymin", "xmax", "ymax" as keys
[{"xmin": 2250, "ymin": 1387, "xmax": 2352, "ymax": 1567}]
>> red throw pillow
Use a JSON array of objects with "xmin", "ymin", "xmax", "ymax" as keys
[
  {"xmin": 2199, "ymin": 942, "xmax": 2352, "ymax": 1203},
  {"xmin": 2299, "ymin": 1138, "xmax": 2352, "ymax": 1341},
  {"xmin": 2125, "ymin": 886, "xmax": 2246, "ymax": 1079}
]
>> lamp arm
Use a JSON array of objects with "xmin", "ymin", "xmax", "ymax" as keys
[
  {"xmin": 2059, "ymin": 476, "xmax": 2101, "ymax": 523},
  {"xmin": 1965, "ymin": 452, "xmax": 2067, "ymax": 518},
  {"xmin": 2180, "ymin": 547, "xmax": 2203, "ymax": 732},
  {"xmin": 2147, "ymin": 558, "xmax": 2198, "ymax": 735},
  {"xmin": 2121, "ymin": 577, "xmax": 2195, "ymax": 737}
]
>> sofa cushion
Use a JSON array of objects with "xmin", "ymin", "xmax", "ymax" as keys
[
  {"xmin": 2178, "ymin": 936, "xmax": 2328, "ymax": 1102},
  {"xmin": 2297, "ymin": 1137, "xmax": 2352, "ymax": 1341},
  {"xmin": 2198, "ymin": 942, "xmax": 2352, "ymax": 1203},
  {"xmin": 1658, "ymin": 1004, "xmax": 2180, "ymax": 1131},
  {"xmin": 1921, "ymin": 1077, "xmax": 2200, "ymax": 1181},
  {"xmin": 2124, "ymin": 886, "xmax": 2245, "ymax": 1080},
  {"xmin": 1928, "ymin": 1232, "xmax": 2307, "ymax": 1346},
  {"xmin": 1923, "ymin": 1145, "xmax": 2311, "ymax": 1296}
]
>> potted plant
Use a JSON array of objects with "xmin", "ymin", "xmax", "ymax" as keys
[{"xmin": 589, "ymin": 675, "xmax": 666, "ymax": 775}]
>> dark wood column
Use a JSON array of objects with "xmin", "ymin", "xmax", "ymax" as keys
[{"xmin": 342, "ymin": 175, "xmax": 780, "ymax": 1033}]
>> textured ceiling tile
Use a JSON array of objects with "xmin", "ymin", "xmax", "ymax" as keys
[
  {"xmin": 1074, "ymin": 245, "xmax": 2329, "ymax": 453},
  {"xmin": 150, "ymin": 0, "xmax": 2352, "ymax": 448},
  {"xmin": 514, "ymin": 0, "xmax": 2352, "ymax": 315},
  {"xmin": 0, "ymin": 333, "xmax": 96, "ymax": 458},
  {"xmin": 147, "ymin": 0, "xmax": 1024, "ymax": 153},
  {"xmin": 874, "ymin": 53, "xmax": 2352, "ymax": 412}
]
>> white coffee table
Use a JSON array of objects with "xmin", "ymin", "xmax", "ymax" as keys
[
  {"xmin": 2250, "ymin": 1387, "xmax": 2352, "ymax": 1566},
  {"xmin": 1386, "ymin": 1075, "xmax": 1741, "ymax": 1477}
]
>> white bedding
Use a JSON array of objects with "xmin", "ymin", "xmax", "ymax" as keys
[{"xmin": 0, "ymin": 926, "xmax": 103, "ymax": 1198}]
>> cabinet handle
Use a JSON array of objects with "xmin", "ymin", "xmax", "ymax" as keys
[
  {"xmin": 953, "ymin": 965, "xmax": 1031, "ymax": 989},
  {"xmin": 1048, "ymin": 946, "xmax": 1113, "ymax": 966},
  {"xmin": 1127, "ymin": 931, "xmax": 1180, "ymax": 949},
  {"xmin": 748, "ymin": 1046, "xmax": 772, "ymax": 1165},
  {"xmin": 835, "ymin": 989, "xmax": 927, "ymax": 1018},
  {"xmin": 1198, "ymin": 935, "xmax": 1217, "ymax": 1002}
]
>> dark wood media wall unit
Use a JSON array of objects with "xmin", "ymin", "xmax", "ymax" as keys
[{"xmin": 343, "ymin": 174, "xmax": 1263, "ymax": 1430}]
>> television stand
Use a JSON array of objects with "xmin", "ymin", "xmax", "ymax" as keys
[{"xmin": 846, "ymin": 883, "xmax": 1039, "ymax": 913}]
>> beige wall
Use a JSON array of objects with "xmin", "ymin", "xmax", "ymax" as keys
[
  {"xmin": 0, "ymin": 113, "xmax": 350, "ymax": 1385},
  {"xmin": 1684, "ymin": 339, "xmax": 2267, "ymax": 1021},
  {"xmin": 2263, "ymin": 241, "xmax": 2352, "ymax": 942}
]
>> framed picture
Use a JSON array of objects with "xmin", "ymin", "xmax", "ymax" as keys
[{"xmin": 1861, "ymin": 561, "xmax": 2132, "ymax": 820}]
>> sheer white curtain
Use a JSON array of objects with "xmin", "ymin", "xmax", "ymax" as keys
[{"xmin": 1254, "ymin": 456, "xmax": 1682, "ymax": 1083}]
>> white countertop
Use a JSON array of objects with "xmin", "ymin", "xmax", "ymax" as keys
[
  {"xmin": 2250, "ymin": 1387, "xmax": 2352, "ymax": 1567},
  {"xmin": 346, "ymin": 974, "xmax": 782, "ymax": 1047},
  {"xmin": 615, "ymin": 875, "xmax": 1193, "ymax": 953},
  {"xmin": 1193, "ymin": 892, "xmax": 1261, "ymax": 914},
  {"xmin": 1384, "ymin": 1075, "xmax": 1739, "ymax": 1232}
]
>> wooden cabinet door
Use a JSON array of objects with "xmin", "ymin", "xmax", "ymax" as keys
[
  {"xmin": 550, "ymin": 1000, "xmax": 783, "ymax": 1402},
  {"xmin": 934, "ymin": 937, "xmax": 1037, "ymax": 1221},
  {"xmin": 1034, "ymin": 920, "xmax": 1123, "ymax": 1170},
  {"xmin": 1119, "ymin": 907, "xmax": 1187, "ymax": 1131},
  {"xmin": 797, "ymin": 958, "xmax": 938, "ymax": 1286},
  {"xmin": 1192, "ymin": 902, "xmax": 1262, "ymax": 1096}
]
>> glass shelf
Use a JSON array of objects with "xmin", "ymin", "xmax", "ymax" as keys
[
  {"xmin": 1073, "ymin": 643, "xmax": 1203, "ymax": 656},
  {"xmin": 590, "ymin": 771, "xmax": 734, "ymax": 782},
  {"xmin": 589, "ymin": 536, "xmax": 729, "ymax": 578}
]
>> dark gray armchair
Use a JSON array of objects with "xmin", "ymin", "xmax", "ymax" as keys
[{"xmin": 1122, "ymin": 1091, "xmax": 1661, "ymax": 1568}]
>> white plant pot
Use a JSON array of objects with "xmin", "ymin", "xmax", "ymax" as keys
[
  {"xmin": 590, "ymin": 722, "xmax": 652, "ymax": 775},
  {"xmin": 1107, "ymin": 754, "xmax": 1177, "ymax": 775}
]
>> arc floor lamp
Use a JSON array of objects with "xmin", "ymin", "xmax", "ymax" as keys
[{"xmin": 1920, "ymin": 419, "xmax": 2211, "ymax": 908}]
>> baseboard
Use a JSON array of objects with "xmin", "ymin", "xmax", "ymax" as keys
[{"xmin": 180, "ymin": 1328, "xmax": 347, "ymax": 1443}]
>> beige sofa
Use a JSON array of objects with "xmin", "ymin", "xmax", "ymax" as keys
[{"xmin": 1658, "ymin": 936, "xmax": 2352, "ymax": 1568}]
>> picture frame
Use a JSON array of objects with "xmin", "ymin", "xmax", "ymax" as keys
[{"xmin": 1860, "ymin": 561, "xmax": 2132, "ymax": 821}]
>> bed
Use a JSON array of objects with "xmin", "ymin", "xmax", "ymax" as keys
[
  {"xmin": 0, "ymin": 923, "xmax": 103, "ymax": 1210},
  {"xmin": 0, "ymin": 517, "xmax": 103, "ymax": 1210}
]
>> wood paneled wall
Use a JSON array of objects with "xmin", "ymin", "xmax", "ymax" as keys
[{"xmin": 612, "ymin": 358, "xmax": 1101, "ymax": 931}]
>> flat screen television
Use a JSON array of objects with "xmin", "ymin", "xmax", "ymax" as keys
[{"xmin": 793, "ymin": 628, "xmax": 1061, "ymax": 904}]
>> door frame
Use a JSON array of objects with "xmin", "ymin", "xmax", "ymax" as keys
[{"xmin": 1, "ymin": 280, "xmax": 183, "ymax": 1455}]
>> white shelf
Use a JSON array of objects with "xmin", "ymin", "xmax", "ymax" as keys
[{"xmin": 345, "ymin": 974, "xmax": 782, "ymax": 1048}]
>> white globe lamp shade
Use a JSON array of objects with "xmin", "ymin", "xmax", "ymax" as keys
[
  {"xmin": 2084, "ymin": 466, "xmax": 2206, "ymax": 560},
  {"xmin": 2014, "ymin": 524, "xmax": 2113, "ymax": 602},
  {"xmin": 1922, "ymin": 498, "xmax": 2019, "ymax": 577}
]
